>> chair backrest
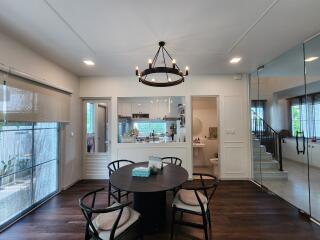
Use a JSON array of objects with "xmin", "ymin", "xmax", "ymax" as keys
[
  {"xmin": 161, "ymin": 157, "xmax": 182, "ymax": 166},
  {"xmin": 108, "ymin": 159, "xmax": 135, "ymax": 175},
  {"xmin": 182, "ymin": 173, "xmax": 219, "ymax": 214},
  {"xmin": 79, "ymin": 188, "xmax": 130, "ymax": 240}
]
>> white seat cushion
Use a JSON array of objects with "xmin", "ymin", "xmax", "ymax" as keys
[
  {"xmin": 173, "ymin": 190, "xmax": 208, "ymax": 213},
  {"xmin": 92, "ymin": 207, "xmax": 140, "ymax": 240},
  {"xmin": 95, "ymin": 203, "xmax": 131, "ymax": 231},
  {"xmin": 178, "ymin": 189, "xmax": 207, "ymax": 206}
]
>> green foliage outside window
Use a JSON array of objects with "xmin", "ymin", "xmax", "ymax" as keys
[
  {"xmin": 291, "ymin": 105, "xmax": 300, "ymax": 136},
  {"xmin": 86, "ymin": 103, "xmax": 94, "ymax": 134},
  {"xmin": 133, "ymin": 122, "xmax": 166, "ymax": 137}
]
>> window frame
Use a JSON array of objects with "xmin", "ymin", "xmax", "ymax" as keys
[
  {"xmin": 133, "ymin": 121, "xmax": 167, "ymax": 137},
  {"xmin": 251, "ymin": 100, "xmax": 266, "ymax": 133},
  {"xmin": 0, "ymin": 122, "xmax": 60, "ymax": 231},
  {"xmin": 288, "ymin": 93, "xmax": 320, "ymax": 139}
]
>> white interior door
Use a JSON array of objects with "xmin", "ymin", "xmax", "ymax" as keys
[{"xmin": 83, "ymin": 99, "xmax": 111, "ymax": 179}]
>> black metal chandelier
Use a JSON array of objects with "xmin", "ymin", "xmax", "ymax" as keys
[{"xmin": 135, "ymin": 41, "xmax": 189, "ymax": 87}]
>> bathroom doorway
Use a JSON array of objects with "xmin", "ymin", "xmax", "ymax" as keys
[{"xmin": 192, "ymin": 96, "xmax": 219, "ymax": 177}]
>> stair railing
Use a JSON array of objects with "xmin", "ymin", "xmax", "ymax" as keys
[{"xmin": 251, "ymin": 111, "xmax": 283, "ymax": 171}]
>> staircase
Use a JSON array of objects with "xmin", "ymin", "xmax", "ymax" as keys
[{"xmin": 252, "ymin": 135, "xmax": 288, "ymax": 179}]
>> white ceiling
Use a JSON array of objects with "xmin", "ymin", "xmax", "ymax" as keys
[{"xmin": 0, "ymin": 0, "xmax": 320, "ymax": 77}]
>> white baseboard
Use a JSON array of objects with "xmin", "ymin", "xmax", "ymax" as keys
[
  {"xmin": 220, "ymin": 177, "xmax": 251, "ymax": 180},
  {"xmin": 61, "ymin": 178, "xmax": 80, "ymax": 191}
]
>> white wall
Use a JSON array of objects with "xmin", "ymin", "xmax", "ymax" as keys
[
  {"xmin": 0, "ymin": 31, "xmax": 81, "ymax": 189},
  {"xmin": 80, "ymin": 75, "xmax": 251, "ymax": 179}
]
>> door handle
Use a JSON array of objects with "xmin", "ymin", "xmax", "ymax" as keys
[
  {"xmin": 296, "ymin": 131, "xmax": 305, "ymax": 155},
  {"xmin": 302, "ymin": 132, "xmax": 306, "ymax": 155},
  {"xmin": 296, "ymin": 131, "xmax": 300, "ymax": 154}
]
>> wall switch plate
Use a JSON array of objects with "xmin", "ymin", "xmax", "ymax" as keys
[{"xmin": 225, "ymin": 129, "xmax": 236, "ymax": 135}]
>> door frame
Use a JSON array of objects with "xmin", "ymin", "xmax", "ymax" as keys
[
  {"xmin": 82, "ymin": 98, "xmax": 112, "ymax": 179},
  {"xmin": 190, "ymin": 95, "xmax": 221, "ymax": 177}
]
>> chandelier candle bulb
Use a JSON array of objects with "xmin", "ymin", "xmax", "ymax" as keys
[
  {"xmin": 172, "ymin": 59, "xmax": 176, "ymax": 68},
  {"xmin": 185, "ymin": 66, "xmax": 189, "ymax": 76},
  {"xmin": 148, "ymin": 59, "xmax": 152, "ymax": 68},
  {"xmin": 135, "ymin": 66, "xmax": 139, "ymax": 76}
]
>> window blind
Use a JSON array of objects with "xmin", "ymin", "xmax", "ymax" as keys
[{"xmin": 0, "ymin": 72, "xmax": 71, "ymax": 123}]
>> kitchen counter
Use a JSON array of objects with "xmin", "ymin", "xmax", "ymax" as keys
[
  {"xmin": 119, "ymin": 136, "xmax": 186, "ymax": 144},
  {"xmin": 118, "ymin": 141, "xmax": 187, "ymax": 146},
  {"xmin": 116, "ymin": 142, "xmax": 188, "ymax": 171}
]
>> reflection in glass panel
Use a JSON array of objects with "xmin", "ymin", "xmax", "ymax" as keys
[
  {"xmin": 254, "ymin": 44, "xmax": 310, "ymax": 215},
  {"xmin": 304, "ymin": 34, "xmax": 320, "ymax": 221}
]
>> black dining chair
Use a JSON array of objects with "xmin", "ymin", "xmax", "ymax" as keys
[
  {"xmin": 161, "ymin": 157, "xmax": 182, "ymax": 166},
  {"xmin": 108, "ymin": 159, "xmax": 135, "ymax": 206},
  {"xmin": 170, "ymin": 173, "xmax": 219, "ymax": 240},
  {"xmin": 161, "ymin": 157, "xmax": 183, "ymax": 196},
  {"xmin": 79, "ymin": 187, "xmax": 143, "ymax": 240}
]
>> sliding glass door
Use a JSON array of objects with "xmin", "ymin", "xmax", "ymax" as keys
[
  {"xmin": 0, "ymin": 122, "xmax": 59, "ymax": 229},
  {"xmin": 0, "ymin": 72, "xmax": 67, "ymax": 230}
]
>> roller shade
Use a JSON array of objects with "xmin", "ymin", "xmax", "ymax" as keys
[{"xmin": 0, "ymin": 73, "xmax": 71, "ymax": 123}]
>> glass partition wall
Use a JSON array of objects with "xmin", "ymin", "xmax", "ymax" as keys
[
  {"xmin": 250, "ymin": 34, "xmax": 320, "ymax": 222},
  {"xmin": 305, "ymin": 36, "xmax": 320, "ymax": 221},
  {"xmin": 250, "ymin": 72, "xmax": 262, "ymax": 185}
]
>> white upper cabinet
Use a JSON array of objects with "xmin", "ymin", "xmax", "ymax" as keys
[
  {"xmin": 167, "ymin": 97, "xmax": 180, "ymax": 118},
  {"xmin": 157, "ymin": 101, "xmax": 169, "ymax": 119},
  {"xmin": 149, "ymin": 101, "xmax": 158, "ymax": 119},
  {"xmin": 131, "ymin": 102, "xmax": 151, "ymax": 114},
  {"xmin": 118, "ymin": 97, "xmax": 182, "ymax": 119},
  {"xmin": 118, "ymin": 102, "xmax": 132, "ymax": 116}
]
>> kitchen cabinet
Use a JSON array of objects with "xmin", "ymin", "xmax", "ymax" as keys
[
  {"xmin": 118, "ymin": 102, "xmax": 132, "ymax": 116},
  {"xmin": 167, "ymin": 98, "xmax": 180, "ymax": 118},
  {"xmin": 157, "ymin": 101, "xmax": 169, "ymax": 119},
  {"xmin": 149, "ymin": 101, "xmax": 158, "ymax": 119},
  {"xmin": 309, "ymin": 143, "xmax": 320, "ymax": 168},
  {"xmin": 283, "ymin": 139, "xmax": 320, "ymax": 168},
  {"xmin": 132, "ymin": 102, "xmax": 151, "ymax": 114},
  {"xmin": 118, "ymin": 99, "xmax": 181, "ymax": 119}
]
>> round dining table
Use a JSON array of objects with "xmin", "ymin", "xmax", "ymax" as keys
[{"xmin": 109, "ymin": 161, "xmax": 188, "ymax": 233}]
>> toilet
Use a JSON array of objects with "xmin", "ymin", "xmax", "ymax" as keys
[{"xmin": 209, "ymin": 158, "xmax": 219, "ymax": 176}]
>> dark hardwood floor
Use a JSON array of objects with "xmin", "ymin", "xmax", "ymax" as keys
[{"xmin": 1, "ymin": 180, "xmax": 320, "ymax": 240}]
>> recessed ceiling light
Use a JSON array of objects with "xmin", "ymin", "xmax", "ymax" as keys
[
  {"xmin": 305, "ymin": 56, "xmax": 319, "ymax": 62},
  {"xmin": 230, "ymin": 57, "xmax": 242, "ymax": 64},
  {"xmin": 83, "ymin": 59, "xmax": 95, "ymax": 66}
]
